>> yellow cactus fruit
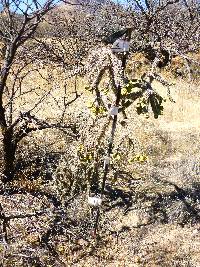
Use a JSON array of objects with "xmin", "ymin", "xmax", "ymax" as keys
[
  {"xmin": 121, "ymin": 87, "xmax": 128, "ymax": 95},
  {"xmin": 128, "ymin": 154, "xmax": 148, "ymax": 163},
  {"xmin": 86, "ymin": 101, "xmax": 94, "ymax": 108},
  {"xmin": 77, "ymin": 144, "xmax": 84, "ymax": 152}
]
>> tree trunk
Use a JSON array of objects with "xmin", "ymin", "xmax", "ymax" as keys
[
  {"xmin": 2, "ymin": 129, "xmax": 16, "ymax": 182},
  {"xmin": 0, "ymin": 44, "xmax": 17, "ymax": 183}
]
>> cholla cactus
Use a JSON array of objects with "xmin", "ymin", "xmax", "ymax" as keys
[
  {"xmin": 84, "ymin": 28, "xmax": 132, "ymax": 106},
  {"xmin": 86, "ymin": 46, "xmax": 126, "ymax": 92}
]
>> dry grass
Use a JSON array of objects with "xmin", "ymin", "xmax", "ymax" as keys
[
  {"xmin": 1, "ymin": 58, "xmax": 200, "ymax": 266},
  {"xmin": 63, "ymin": 78, "xmax": 200, "ymax": 266}
]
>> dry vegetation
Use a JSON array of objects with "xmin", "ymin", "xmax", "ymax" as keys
[
  {"xmin": 1, "ymin": 61, "xmax": 200, "ymax": 266},
  {"xmin": 0, "ymin": 0, "xmax": 200, "ymax": 266}
]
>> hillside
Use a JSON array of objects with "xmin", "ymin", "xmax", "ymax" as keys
[
  {"xmin": 0, "ymin": 0, "xmax": 200, "ymax": 266},
  {"xmin": 0, "ymin": 66, "xmax": 200, "ymax": 265}
]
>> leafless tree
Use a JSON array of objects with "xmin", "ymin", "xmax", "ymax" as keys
[
  {"xmin": 41, "ymin": 0, "xmax": 199, "ymax": 81},
  {"xmin": 0, "ymin": 0, "xmax": 79, "ymax": 182},
  {"xmin": 125, "ymin": 0, "xmax": 200, "ymax": 77}
]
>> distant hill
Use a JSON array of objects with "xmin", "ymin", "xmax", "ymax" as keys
[
  {"xmin": 59, "ymin": 0, "xmax": 106, "ymax": 6},
  {"xmin": 47, "ymin": 0, "xmax": 107, "ymax": 15}
]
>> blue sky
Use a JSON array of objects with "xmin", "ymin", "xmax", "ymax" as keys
[
  {"xmin": 15, "ymin": 0, "xmax": 128, "ymax": 10},
  {"xmin": 8, "ymin": 0, "xmax": 59, "ymax": 13},
  {"xmin": 9, "ymin": 0, "xmax": 129, "ymax": 13}
]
